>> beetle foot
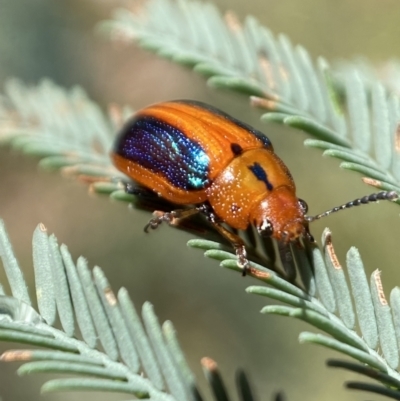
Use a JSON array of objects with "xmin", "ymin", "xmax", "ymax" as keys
[
  {"xmin": 235, "ymin": 245, "xmax": 250, "ymax": 276},
  {"xmin": 144, "ymin": 211, "xmax": 178, "ymax": 232}
]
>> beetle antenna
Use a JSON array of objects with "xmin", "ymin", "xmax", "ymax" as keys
[{"xmin": 305, "ymin": 191, "xmax": 399, "ymax": 222}]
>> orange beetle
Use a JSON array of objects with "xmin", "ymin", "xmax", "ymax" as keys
[{"xmin": 112, "ymin": 100, "xmax": 397, "ymax": 274}]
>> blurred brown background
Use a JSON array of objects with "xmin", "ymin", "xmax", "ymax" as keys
[{"xmin": 1, "ymin": 0, "xmax": 400, "ymax": 400}]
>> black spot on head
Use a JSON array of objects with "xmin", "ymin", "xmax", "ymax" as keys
[
  {"xmin": 248, "ymin": 162, "xmax": 273, "ymax": 191},
  {"xmin": 231, "ymin": 143, "xmax": 243, "ymax": 155}
]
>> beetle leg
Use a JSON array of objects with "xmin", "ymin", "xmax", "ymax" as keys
[
  {"xmin": 144, "ymin": 207, "xmax": 200, "ymax": 232},
  {"xmin": 303, "ymin": 222, "xmax": 315, "ymax": 243},
  {"xmin": 214, "ymin": 225, "xmax": 249, "ymax": 276},
  {"xmin": 199, "ymin": 206, "xmax": 250, "ymax": 276}
]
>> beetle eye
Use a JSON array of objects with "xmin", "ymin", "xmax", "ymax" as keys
[
  {"xmin": 258, "ymin": 219, "xmax": 273, "ymax": 237},
  {"xmin": 298, "ymin": 198, "xmax": 308, "ymax": 214}
]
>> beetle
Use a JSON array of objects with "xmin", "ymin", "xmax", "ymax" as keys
[{"xmin": 111, "ymin": 100, "xmax": 398, "ymax": 275}]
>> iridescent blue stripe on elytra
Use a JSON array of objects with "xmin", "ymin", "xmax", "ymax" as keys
[{"xmin": 114, "ymin": 116, "xmax": 211, "ymax": 190}]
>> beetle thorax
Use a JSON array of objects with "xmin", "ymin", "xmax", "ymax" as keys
[
  {"xmin": 249, "ymin": 186, "xmax": 306, "ymax": 242},
  {"xmin": 206, "ymin": 148, "xmax": 298, "ymax": 231}
]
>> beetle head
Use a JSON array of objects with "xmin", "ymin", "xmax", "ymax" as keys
[{"xmin": 250, "ymin": 186, "xmax": 309, "ymax": 242}]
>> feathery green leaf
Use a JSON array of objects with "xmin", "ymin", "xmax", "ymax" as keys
[
  {"xmin": 346, "ymin": 381, "xmax": 400, "ymax": 400},
  {"xmin": 32, "ymin": 224, "xmax": 57, "ymax": 325},
  {"xmin": 62, "ymin": 251, "xmax": 98, "ymax": 349},
  {"xmin": 48, "ymin": 235, "xmax": 75, "ymax": 337},
  {"xmin": 41, "ymin": 378, "xmax": 148, "ymax": 397},
  {"xmin": 118, "ymin": 287, "xmax": 165, "ymax": 390},
  {"xmin": 327, "ymin": 359, "xmax": 400, "ymax": 388},
  {"xmin": 93, "ymin": 267, "xmax": 140, "ymax": 372},
  {"xmin": 76, "ymin": 257, "xmax": 116, "ymax": 355},
  {"xmin": 346, "ymin": 247, "xmax": 378, "ymax": 349},
  {"xmin": 142, "ymin": 302, "xmax": 191, "ymax": 401},
  {"xmin": 370, "ymin": 270, "xmax": 399, "ymax": 369},
  {"xmin": 98, "ymin": 0, "xmax": 400, "ymax": 194},
  {"xmin": 0, "ymin": 220, "xmax": 31, "ymax": 305},
  {"xmin": 321, "ymin": 229, "xmax": 355, "ymax": 329},
  {"xmin": 299, "ymin": 332, "xmax": 386, "ymax": 371}
]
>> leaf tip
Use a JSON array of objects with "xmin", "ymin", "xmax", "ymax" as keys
[
  {"xmin": 1, "ymin": 350, "xmax": 33, "ymax": 362},
  {"xmin": 322, "ymin": 229, "xmax": 342, "ymax": 270},
  {"xmin": 37, "ymin": 223, "xmax": 47, "ymax": 233},
  {"xmin": 104, "ymin": 286, "xmax": 117, "ymax": 307},
  {"xmin": 201, "ymin": 356, "xmax": 218, "ymax": 371},
  {"xmin": 371, "ymin": 269, "xmax": 388, "ymax": 306}
]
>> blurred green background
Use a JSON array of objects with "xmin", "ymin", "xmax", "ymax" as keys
[{"xmin": 1, "ymin": 0, "xmax": 400, "ymax": 400}]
